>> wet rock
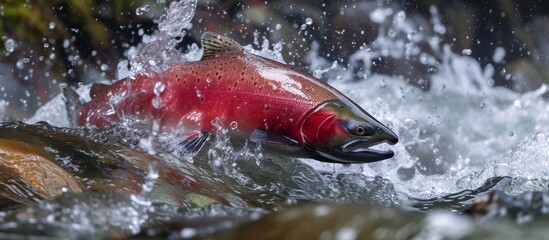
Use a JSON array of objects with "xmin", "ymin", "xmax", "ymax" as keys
[
  {"xmin": 204, "ymin": 203, "xmax": 424, "ymax": 240},
  {"xmin": 466, "ymin": 191, "xmax": 549, "ymax": 223},
  {"xmin": 0, "ymin": 122, "xmax": 261, "ymax": 208},
  {"xmin": 0, "ymin": 138, "xmax": 83, "ymax": 204}
]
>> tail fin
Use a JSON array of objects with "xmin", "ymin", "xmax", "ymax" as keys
[{"xmin": 60, "ymin": 84, "xmax": 83, "ymax": 127}]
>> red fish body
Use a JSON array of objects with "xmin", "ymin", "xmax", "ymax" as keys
[{"xmin": 76, "ymin": 32, "xmax": 398, "ymax": 164}]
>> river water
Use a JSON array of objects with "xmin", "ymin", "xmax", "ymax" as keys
[{"xmin": 2, "ymin": 0, "xmax": 549, "ymax": 239}]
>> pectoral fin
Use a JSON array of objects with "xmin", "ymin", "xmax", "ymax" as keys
[
  {"xmin": 250, "ymin": 129, "xmax": 299, "ymax": 146},
  {"xmin": 176, "ymin": 130, "xmax": 211, "ymax": 156}
]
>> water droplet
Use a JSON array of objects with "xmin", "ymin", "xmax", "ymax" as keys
[
  {"xmin": 153, "ymin": 82, "xmax": 165, "ymax": 96},
  {"xmin": 305, "ymin": 18, "xmax": 313, "ymax": 25},
  {"xmin": 230, "ymin": 121, "xmax": 238, "ymax": 130},
  {"xmin": 100, "ymin": 64, "xmax": 108, "ymax": 71},
  {"xmin": 48, "ymin": 22, "xmax": 56, "ymax": 29},
  {"xmin": 136, "ymin": 5, "xmax": 150, "ymax": 16},
  {"xmin": 402, "ymin": 118, "xmax": 420, "ymax": 138},
  {"xmin": 380, "ymin": 78, "xmax": 387, "ymax": 88},
  {"xmin": 196, "ymin": 90, "xmax": 203, "ymax": 98},
  {"xmin": 152, "ymin": 96, "xmax": 164, "ymax": 108},
  {"xmin": 275, "ymin": 24, "xmax": 281, "ymax": 30},
  {"xmin": 180, "ymin": 228, "xmax": 197, "ymax": 238},
  {"xmin": 493, "ymin": 47, "xmax": 506, "ymax": 63},
  {"xmin": 396, "ymin": 11, "xmax": 406, "ymax": 21},
  {"xmin": 16, "ymin": 58, "xmax": 29, "ymax": 69},
  {"xmin": 4, "ymin": 39, "xmax": 15, "ymax": 53},
  {"xmin": 462, "ymin": 49, "xmax": 472, "ymax": 55},
  {"xmin": 479, "ymin": 102, "xmax": 486, "ymax": 108},
  {"xmin": 508, "ymin": 131, "xmax": 514, "ymax": 137}
]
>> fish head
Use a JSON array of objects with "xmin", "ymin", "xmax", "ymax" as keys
[{"xmin": 301, "ymin": 100, "xmax": 398, "ymax": 164}]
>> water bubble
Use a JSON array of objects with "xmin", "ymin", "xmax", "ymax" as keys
[
  {"xmin": 305, "ymin": 18, "xmax": 313, "ymax": 25},
  {"xmin": 136, "ymin": 5, "xmax": 150, "ymax": 16},
  {"xmin": 195, "ymin": 90, "xmax": 203, "ymax": 98},
  {"xmin": 4, "ymin": 38, "xmax": 15, "ymax": 53},
  {"xmin": 508, "ymin": 131, "xmax": 514, "ymax": 137},
  {"xmin": 335, "ymin": 227, "xmax": 357, "ymax": 240},
  {"xmin": 63, "ymin": 39, "xmax": 70, "ymax": 48},
  {"xmin": 152, "ymin": 97, "xmax": 164, "ymax": 108},
  {"xmin": 16, "ymin": 58, "xmax": 29, "ymax": 69},
  {"xmin": 299, "ymin": 24, "xmax": 307, "ymax": 34},
  {"xmin": 48, "ymin": 22, "xmax": 55, "ymax": 29},
  {"xmin": 462, "ymin": 49, "xmax": 472, "ymax": 55},
  {"xmin": 493, "ymin": 47, "xmax": 506, "ymax": 63},
  {"xmin": 180, "ymin": 228, "xmax": 197, "ymax": 238},
  {"xmin": 230, "ymin": 121, "xmax": 238, "ymax": 130},
  {"xmin": 370, "ymin": 8, "xmax": 393, "ymax": 23},
  {"xmin": 396, "ymin": 11, "xmax": 406, "ymax": 22},
  {"xmin": 153, "ymin": 82, "xmax": 165, "ymax": 96},
  {"xmin": 479, "ymin": 102, "xmax": 486, "ymax": 108},
  {"xmin": 380, "ymin": 78, "xmax": 387, "ymax": 88},
  {"xmin": 402, "ymin": 118, "xmax": 420, "ymax": 138},
  {"xmin": 286, "ymin": 198, "xmax": 297, "ymax": 205}
]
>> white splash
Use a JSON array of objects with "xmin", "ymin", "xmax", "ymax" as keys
[
  {"xmin": 299, "ymin": 5, "xmax": 549, "ymax": 200},
  {"xmin": 26, "ymin": 85, "xmax": 92, "ymax": 127},
  {"xmin": 127, "ymin": 0, "xmax": 197, "ymax": 78}
]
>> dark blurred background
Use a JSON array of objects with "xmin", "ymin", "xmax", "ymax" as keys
[{"xmin": 1, "ymin": 0, "xmax": 548, "ymax": 119}]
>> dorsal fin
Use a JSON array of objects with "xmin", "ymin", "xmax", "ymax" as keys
[
  {"xmin": 90, "ymin": 83, "xmax": 111, "ymax": 99},
  {"xmin": 201, "ymin": 32, "xmax": 243, "ymax": 60}
]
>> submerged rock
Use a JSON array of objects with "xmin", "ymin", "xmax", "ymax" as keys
[
  {"xmin": 0, "ymin": 122, "xmax": 263, "ymax": 209},
  {"xmin": 466, "ymin": 191, "xmax": 549, "ymax": 223},
  {"xmin": 0, "ymin": 138, "xmax": 83, "ymax": 204}
]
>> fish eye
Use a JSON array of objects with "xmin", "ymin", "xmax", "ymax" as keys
[{"xmin": 355, "ymin": 125, "xmax": 366, "ymax": 135}]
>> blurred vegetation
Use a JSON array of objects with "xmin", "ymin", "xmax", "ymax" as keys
[{"xmin": 0, "ymin": 0, "xmax": 156, "ymax": 107}]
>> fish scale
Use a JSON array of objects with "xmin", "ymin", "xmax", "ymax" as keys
[{"xmin": 162, "ymin": 51, "xmax": 337, "ymax": 138}]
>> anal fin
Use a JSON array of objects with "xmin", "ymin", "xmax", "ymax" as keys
[
  {"xmin": 250, "ymin": 129, "xmax": 299, "ymax": 146},
  {"xmin": 176, "ymin": 130, "xmax": 211, "ymax": 156}
]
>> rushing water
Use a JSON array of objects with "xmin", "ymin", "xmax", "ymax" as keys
[{"xmin": 2, "ymin": 0, "xmax": 549, "ymax": 239}]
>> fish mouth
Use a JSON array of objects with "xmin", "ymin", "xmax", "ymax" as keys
[
  {"xmin": 339, "ymin": 138, "xmax": 395, "ymax": 162},
  {"xmin": 304, "ymin": 138, "xmax": 396, "ymax": 164}
]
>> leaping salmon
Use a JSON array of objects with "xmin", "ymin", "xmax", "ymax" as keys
[{"xmin": 69, "ymin": 32, "xmax": 398, "ymax": 164}]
